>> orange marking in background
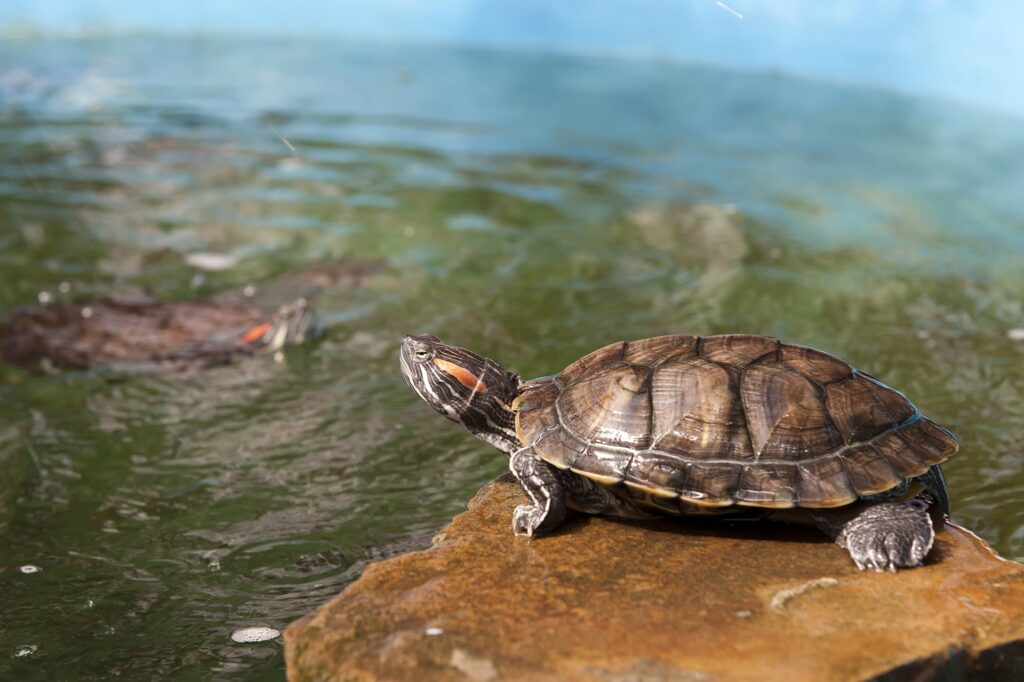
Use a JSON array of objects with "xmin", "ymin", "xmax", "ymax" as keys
[
  {"xmin": 241, "ymin": 321, "xmax": 273, "ymax": 344},
  {"xmin": 433, "ymin": 358, "xmax": 488, "ymax": 392}
]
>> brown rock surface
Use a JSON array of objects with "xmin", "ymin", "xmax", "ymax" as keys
[{"xmin": 285, "ymin": 475, "xmax": 1024, "ymax": 682}]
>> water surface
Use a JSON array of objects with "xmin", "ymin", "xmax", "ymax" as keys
[{"xmin": 1, "ymin": 37, "xmax": 1023, "ymax": 679}]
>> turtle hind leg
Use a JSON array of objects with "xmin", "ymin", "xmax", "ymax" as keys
[
  {"xmin": 809, "ymin": 501, "xmax": 934, "ymax": 572},
  {"xmin": 509, "ymin": 448, "xmax": 566, "ymax": 537}
]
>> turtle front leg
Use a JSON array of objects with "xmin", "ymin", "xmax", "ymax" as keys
[
  {"xmin": 509, "ymin": 447, "xmax": 566, "ymax": 537},
  {"xmin": 808, "ymin": 499, "xmax": 934, "ymax": 572}
]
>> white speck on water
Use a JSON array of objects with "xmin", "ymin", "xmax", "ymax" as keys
[
  {"xmin": 19, "ymin": 564, "xmax": 41, "ymax": 574},
  {"xmin": 277, "ymin": 157, "xmax": 304, "ymax": 172},
  {"xmin": 86, "ymin": 599, "xmax": 95, "ymax": 608},
  {"xmin": 231, "ymin": 627, "xmax": 280, "ymax": 643},
  {"xmin": 37, "ymin": 291, "xmax": 52, "ymax": 304},
  {"xmin": 185, "ymin": 252, "xmax": 238, "ymax": 271},
  {"xmin": 81, "ymin": 306, "xmax": 93, "ymax": 319},
  {"xmin": 243, "ymin": 285, "xmax": 256, "ymax": 297},
  {"xmin": 273, "ymin": 350, "xmax": 285, "ymax": 363},
  {"xmin": 715, "ymin": 1, "xmax": 744, "ymax": 19},
  {"xmin": 403, "ymin": 225, "xmax": 416, "ymax": 237},
  {"xmin": 58, "ymin": 281, "xmax": 71, "ymax": 293},
  {"xmin": 13, "ymin": 644, "xmax": 38, "ymax": 658},
  {"xmin": 1008, "ymin": 328, "xmax": 1024, "ymax": 341},
  {"xmin": 425, "ymin": 627, "xmax": 444, "ymax": 636}
]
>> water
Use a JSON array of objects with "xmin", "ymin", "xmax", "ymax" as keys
[{"xmin": 1, "ymin": 36, "xmax": 1023, "ymax": 679}]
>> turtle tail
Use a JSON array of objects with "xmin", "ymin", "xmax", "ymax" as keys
[{"xmin": 914, "ymin": 465, "xmax": 950, "ymax": 515}]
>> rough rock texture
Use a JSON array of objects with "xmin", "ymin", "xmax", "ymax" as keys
[{"xmin": 285, "ymin": 475, "xmax": 1024, "ymax": 682}]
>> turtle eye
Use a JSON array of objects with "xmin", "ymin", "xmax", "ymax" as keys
[{"xmin": 413, "ymin": 346, "xmax": 431, "ymax": 361}]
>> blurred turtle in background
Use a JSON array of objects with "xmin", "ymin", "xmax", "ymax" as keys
[{"xmin": 0, "ymin": 259, "xmax": 381, "ymax": 371}]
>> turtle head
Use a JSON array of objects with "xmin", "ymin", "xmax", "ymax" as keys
[{"xmin": 400, "ymin": 334, "xmax": 522, "ymax": 454}]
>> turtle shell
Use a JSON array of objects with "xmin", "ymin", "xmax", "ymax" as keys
[{"xmin": 513, "ymin": 334, "xmax": 958, "ymax": 511}]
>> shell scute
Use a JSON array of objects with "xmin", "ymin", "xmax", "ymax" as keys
[
  {"xmin": 677, "ymin": 461, "xmax": 740, "ymax": 506},
  {"xmin": 896, "ymin": 417, "xmax": 958, "ymax": 465},
  {"xmin": 651, "ymin": 359, "xmax": 754, "ymax": 461},
  {"xmin": 514, "ymin": 378, "xmax": 559, "ymax": 412},
  {"xmin": 825, "ymin": 372, "xmax": 915, "ymax": 443},
  {"xmin": 533, "ymin": 427, "xmax": 587, "ymax": 470},
  {"xmin": 841, "ymin": 443, "xmax": 902, "ymax": 495},
  {"xmin": 735, "ymin": 464, "xmax": 797, "ymax": 508},
  {"xmin": 700, "ymin": 334, "xmax": 778, "ymax": 368},
  {"xmin": 557, "ymin": 363, "xmax": 653, "ymax": 449},
  {"xmin": 623, "ymin": 335, "xmax": 698, "ymax": 368},
  {"xmin": 779, "ymin": 343, "xmax": 852, "ymax": 384},
  {"xmin": 740, "ymin": 363, "xmax": 844, "ymax": 460},
  {"xmin": 570, "ymin": 445, "xmax": 633, "ymax": 485},
  {"xmin": 869, "ymin": 429, "xmax": 931, "ymax": 478},
  {"xmin": 796, "ymin": 456, "xmax": 857, "ymax": 507},
  {"xmin": 514, "ymin": 379, "xmax": 560, "ymax": 444},
  {"xmin": 625, "ymin": 452, "xmax": 687, "ymax": 496},
  {"xmin": 556, "ymin": 341, "xmax": 625, "ymax": 386}
]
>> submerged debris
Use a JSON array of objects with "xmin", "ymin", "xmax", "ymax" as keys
[{"xmin": 13, "ymin": 644, "xmax": 38, "ymax": 658}]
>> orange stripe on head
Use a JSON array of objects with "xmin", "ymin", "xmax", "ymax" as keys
[{"xmin": 433, "ymin": 358, "xmax": 488, "ymax": 393}]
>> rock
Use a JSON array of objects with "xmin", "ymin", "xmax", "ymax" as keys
[{"xmin": 285, "ymin": 476, "xmax": 1024, "ymax": 682}]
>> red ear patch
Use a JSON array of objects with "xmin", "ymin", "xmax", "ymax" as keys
[
  {"xmin": 433, "ymin": 358, "xmax": 489, "ymax": 392},
  {"xmin": 240, "ymin": 321, "xmax": 273, "ymax": 344}
]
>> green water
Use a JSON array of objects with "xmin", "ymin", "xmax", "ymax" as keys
[{"xmin": 1, "ymin": 37, "xmax": 1023, "ymax": 679}]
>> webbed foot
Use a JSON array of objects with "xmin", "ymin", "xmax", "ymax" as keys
[{"xmin": 836, "ymin": 502, "xmax": 934, "ymax": 571}]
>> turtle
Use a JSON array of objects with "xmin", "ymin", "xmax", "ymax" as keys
[
  {"xmin": 400, "ymin": 333, "xmax": 960, "ymax": 571},
  {"xmin": 0, "ymin": 296, "xmax": 318, "ymax": 371}
]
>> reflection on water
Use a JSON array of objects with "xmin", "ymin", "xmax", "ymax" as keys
[{"xmin": 1, "ymin": 37, "xmax": 1023, "ymax": 679}]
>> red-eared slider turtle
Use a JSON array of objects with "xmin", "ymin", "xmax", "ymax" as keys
[
  {"xmin": 400, "ymin": 334, "xmax": 959, "ymax": 571},
  {"xmin": 0, "ymin": 296, "xmax": 317, "ymax": 371},
  {"xmin": 0, "ymin": 259, "xmax": 384, "ymax": 372}
]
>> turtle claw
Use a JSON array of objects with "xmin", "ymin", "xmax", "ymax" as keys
[
  {"xmin": 513, "ymin": 504, "xmax": 541, "ymax": 538},
  {"xmin": 838, "ymin": 502, "xmax": 934, "ymax": 571}
]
